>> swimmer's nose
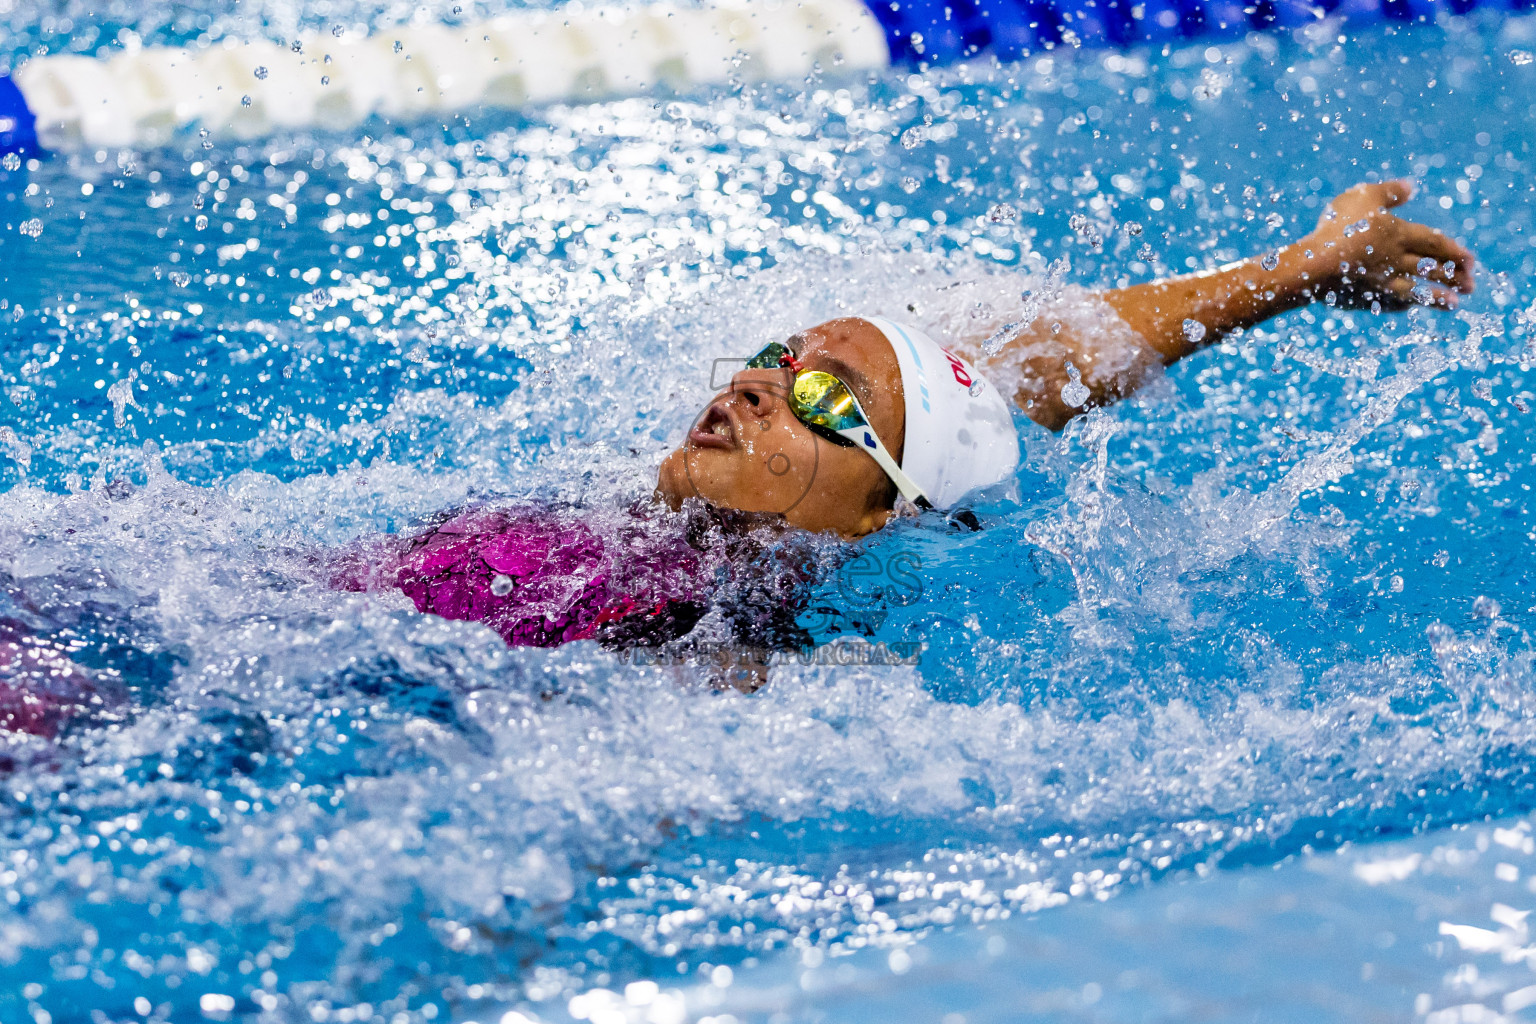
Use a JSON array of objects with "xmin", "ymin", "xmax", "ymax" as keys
[
  {"xmin": 736, "ymin": 380, "xmax": 770, "ymax": 418},
  {"xmin": 729, "ymin": 367, "xmax": 791, "ymax": 418}
]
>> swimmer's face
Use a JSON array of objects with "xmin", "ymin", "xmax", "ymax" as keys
[{"xmin": 655, "ymin": 318, "xmax": 905, "ymax": 538}]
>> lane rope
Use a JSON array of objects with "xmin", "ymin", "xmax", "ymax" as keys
[
  {"xmin": 0, "ymin": 1, "xmax": 887, "ymax": 154},
  {"xmin": 0, "ymin": 0, "xmax": 1528, "ymax": 155}
]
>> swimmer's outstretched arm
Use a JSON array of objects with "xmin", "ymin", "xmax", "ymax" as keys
[{"xmin": 987, "ymin": 179, "xmax": 1476, "ymax": 430}]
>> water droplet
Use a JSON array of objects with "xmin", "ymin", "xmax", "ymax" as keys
[
  {"xmin": 1474, "ymin": 595, "xmax": 1502, "ymax": 618},
  {"xmin": 1266, "ymin": 212, "xmax": 1284, "ymax": 229},
  {"xmin": 291, "ymin": 40, "xmax": 303, "ymax": 53},
  {"xmin": 1261, "ymin": 252, "xmax": 1280, "ymax": 271},
  {"xmin": 1068, "ymin": 213, "xmax": 1102, "ymax": 250},
  {"xmin": 1060, "ymin": 362, "xmax": 1089, "ymax": 408},
  {"xmin": 987, "ymin": 202, "xmax": 1017, "ymax": 225},
  {"xmin": 900, "ymin": 176, "xmax": 920, "ymax": 194},
  {"xmin": 968, "ymin": 379, "xmax": 985, "ymax": 397},
  {"xmin": 1060, "ymin": 380, "xmax": 1090, "ymax": 408},
  {"xmin": 106, "ymin": 371, "xmax": 140, "ymax": 428},
  {"xmin": 1182, "ymin": 318, "xmax": 1207, "ymax": 344},
  {"xmin": 332, "ymin": 25, "xmax": 345, "ymax": 37},
  {"xmin": 254, "ymin": 66, "xmax": 269, "ymax": 80},
  {"xmin": 195, "ymin": 215, "xmax": 209, "ymax": 231},
  {"xmin": 169, "ymin": 271, "xmax": 191, "ymax": 287},
  {"xmin": 490, "ymin": 574, "xmax": 514, "ymax": 597},
  {"xmin": 1510, "ymin": 50, "xmax": 1533, "ymax": 66},
  {"xmin": 18, "ymin": 218, "xmax": 42, "ymax": 238},
  {"xmin": 1124, "ymin": 221, "xmax": 1143, "ymax": 237},
  {"xmin": 394, "ymin": 40, "xmax": 403, "ymax": 53},
  {"xmin": 321, "ymin": 76, "xmax": 331, "ymax": 86},
  {"xmin": 984, "ymin": 320, "xmax": 1022, "ymax": 355},
  {"xmin": 1, "ymin": 152, "xmax": 19, "ymax": 171},
  {"xmin": 0, "ymin": 426, "xmax": 32, "ymax": 470},
  {"xmin": 241, "ymin": 94, "xmax": 252, "ymax": 107},
  {"xmin": 1417, "ymin": 257, "xmax": 1437, "ymax": 276},
  {"xmin": 900, "ymin": 126, "xmax": 924, "ymax": 150}
]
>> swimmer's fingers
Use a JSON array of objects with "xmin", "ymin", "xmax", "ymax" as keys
[
  {"xmin": 1324, "ymin": 178, "xmax": 1413, "ymax": 223},
  {"xmin": 1397, "ymin": 221, "xmax": 1477, "ymax": 293},
  {"xmin": 1383, "ymin": 274, "xmax": 1462, "ymax": 310},
  {"xmin": 1365, "ymin": 277, "xmax": 1415, "ymax": 311},
  {"xmin": 1351, "ymin": 178, "xmax": 1413, "ymax": 212},
  {"xmin": 1386, "ymin": 249, "xmax": 1460, "ymax": 290}
]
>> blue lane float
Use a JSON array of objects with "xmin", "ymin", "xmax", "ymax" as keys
[
  {"xmin": 0, "ymin": 72, "xmax": 38, "ymax": 157},
  {"xmin": 866, "ymin": 0, "xmax": 1533, "ymax": 62},
  {"xmin": 0, "ymin": 0, "xmax": 1529, "ymax": 157}
]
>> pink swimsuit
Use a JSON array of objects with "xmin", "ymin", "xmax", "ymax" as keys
[
  {"xmin": 2, "ymin": 504, "xmax": 815, "ymax": 745},
  {"xmin": 330, "ymin": 502, "xmax": 817, "ymax": 653},
  {"xmin": 377, "ymin": 504, "xmax": 713, "ymax": 648},
  {"xmin": 1, "ymin": 620, "xmax": 106, "ymax": 755}
]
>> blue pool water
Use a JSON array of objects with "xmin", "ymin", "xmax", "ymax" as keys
[{"xmin": 4, "ymin": 4, "xmax": 1536, "ymax": 1022}]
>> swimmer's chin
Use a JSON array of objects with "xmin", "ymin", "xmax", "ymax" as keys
[
  {"xmin": 654, "ymin": 450, "xmax": 688, "ymax": 511},
  {"xmin": 654, "ymin": 447, "xmax": 893, "ymax": 539},
  {"xmin": 652, "ymin": 483, "xmax": 684, "ymax": 512},
  {"xmin": 654, "ymin": 445, "xmax": 737, "ymax": 512},
  {"xmin": 653, "ymin": 452, "xmax": 784, "ymax": 528}
]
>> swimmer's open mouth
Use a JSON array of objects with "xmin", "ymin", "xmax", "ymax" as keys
[{"xmin": 688, "ymin": 401, "xmax": 739, "ymax": 450}]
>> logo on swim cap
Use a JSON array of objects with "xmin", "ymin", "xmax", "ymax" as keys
[{"xmin": 860, "ymin": 316, "xmax": 1021, "ymax": 508}]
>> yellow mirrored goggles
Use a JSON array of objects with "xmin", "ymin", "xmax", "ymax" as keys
[{"xmin": 745, "ymin": 341, "xmax": 930, "ymax": 508}]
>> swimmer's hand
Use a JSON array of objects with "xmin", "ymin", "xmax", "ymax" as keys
[
  {"xmin": 1303, "ymin": 179, "xmax": 1476, "ymax": 311},
  {"xmin": 964, "ymin": 175, "xmax": 1479, "ymax": 431}
]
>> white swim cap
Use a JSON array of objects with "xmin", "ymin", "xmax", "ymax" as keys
[{"xmin": 862, "ymin": 316, "xmax": 1021, "ymax": 509}]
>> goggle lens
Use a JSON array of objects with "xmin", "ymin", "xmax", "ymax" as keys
[
  {"xmin": 744, "ymin": 341, "xmax": 870, "ymax": 438},
  {"xmin": 746, "ymin": 341, "xmax": 792, "ymax": 370},
  {"xmin": 791, "ymin": 371, "xmax": 865, "ymax": 432}
]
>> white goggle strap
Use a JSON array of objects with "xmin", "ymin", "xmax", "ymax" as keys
[{"xmin": 834, "ymin": 423, "xmax": 931, "ymax": 509}]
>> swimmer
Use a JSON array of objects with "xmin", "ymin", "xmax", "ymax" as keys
[
  {"xmin": 353, "ymin": 178, "xmax": 1472, "ymax": 679},
  {"xmin": 654, "ymin": 179, "xmax": 1474, "ymax": 537},
  {"xmin": 1, "ymin": 178, "xmax": 1479, "ymax": 725}
]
